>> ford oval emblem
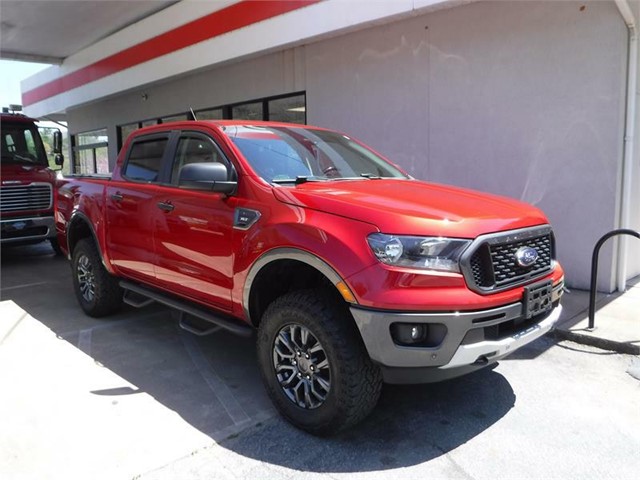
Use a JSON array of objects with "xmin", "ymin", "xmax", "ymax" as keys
[{"xmin": 515, "ymin": 246, "xmax": 538, "ymax": 268}]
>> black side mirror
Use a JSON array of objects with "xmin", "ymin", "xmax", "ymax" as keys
[
  {"xmin": 179, "ymin": 163, "xmax": 237, "ymax": 195},
  {"xmin": 52, "ymin": 130, "xmax": 64, "ymax": 166}
]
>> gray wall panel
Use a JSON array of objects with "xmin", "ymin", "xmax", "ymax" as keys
[
  {"xmin": 306, "ymin": 15, "xmax": 430, "ymax": 175},
  {"xmin": 626, "ymin": 0, "xmax": 640, "ymax": 281},
  {"xmin": 307, "ymin": 1, "xmax": 626, "ymax": 290}
]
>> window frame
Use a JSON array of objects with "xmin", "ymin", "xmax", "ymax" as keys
[
  {"xmin": 121, "ymin": 131, "xmax": 176, "ymax": 185},
  {"xmin": 165, "ymin": 130, "xmax": 237, "ymax": 189},
  {"xmin": 227, "ymin": 91, "xmax": 306, "ymax": 124},
  {"xmin": 116, "ymin": 92, "xmax": 307, "ymax": 152},
  {"xmin": 266, "ymin": 92, "xmax": 307, "ymax": 124},
  {"xmin": 2, "ymin": 123, "xmax": 49, "ymax": 167},
  {"xmin": 72, "ymin": 128, "xmax": 108, "ymax": 174}
]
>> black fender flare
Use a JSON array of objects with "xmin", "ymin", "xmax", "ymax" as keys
[
  {"xmin": 66, "ymin": 211, "xmax": 109, "ymax": 269},
  {"xmin": 242, "ymin": 247, "xmax": 349, "ymax": 323}
]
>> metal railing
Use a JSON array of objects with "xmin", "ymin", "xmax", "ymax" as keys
[{"xmin": 588, "ymin": 229, "xmax": 640, "ymax": 329}]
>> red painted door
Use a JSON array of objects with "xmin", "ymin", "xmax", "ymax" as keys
[
  {"xmin": 152, "ymin": 133, "xmax": 236, "ymax": 311},
  {"xmin": 105, "ymin": 181, "xmax": 159, "ymax": 281},
  {"xmin": 105, "ymin": 134, "xmax": 170, "ymax": 282}
]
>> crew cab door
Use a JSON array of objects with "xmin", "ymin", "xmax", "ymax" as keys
[
  {"xmin": 153, "ymin": 131, "xmax": 236, "ymax": 311},
  {"xmin": 105, "ymin": 133, "xmax": 172, "ymax": 282}
]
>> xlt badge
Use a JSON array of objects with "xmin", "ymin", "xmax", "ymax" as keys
[{"xmin": 234, "ymin": 208, "xmax": 261, "ymax": 230}]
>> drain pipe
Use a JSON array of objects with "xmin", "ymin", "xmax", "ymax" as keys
[{"xmin": 614, "ymin": 0, "xmax": 637, "ymax": 293}]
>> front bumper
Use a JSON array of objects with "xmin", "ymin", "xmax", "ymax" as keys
[
  {"xmin": 350, "ymin": 281, "xmax": 563, "ymax": 384},
  {"xmin": 0, "ymin": 215, "xmax": 56, "ymax": 243}
]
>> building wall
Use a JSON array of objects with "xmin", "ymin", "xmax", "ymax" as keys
[
  {"xmin": 627, "ymin": 0, "xmax": 640, "ymax": 282},
  {"xmin": 67, "ymin": 0, "xmax": 629, "ymax": 291},
  {"xmin": 67, "ymin": 48, "xmax": 307, "ymax": 167},
  {"xmin": 306, "ymin": 0, "xmax": 627, "ymax": 291}
]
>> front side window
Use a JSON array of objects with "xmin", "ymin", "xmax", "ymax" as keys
[
  {"xmin": 123, "ymin": 138, "xmax": 168, "ymax": 182},
  {"xmin": 1, "ymin": 123, "xmax": 47, "ymax": 166},
  {"xmin": 170, "ymin": 136, "xmax": 226, "ymax": 185},
  {"xmin": 222, "ymin": 125, "xmax": 407, "ymax": 184}
]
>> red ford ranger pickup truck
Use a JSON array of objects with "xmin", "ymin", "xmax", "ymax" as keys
[
  {"xmin": 56, "ymin": 120, "xmax": 564, "ymax": 435},
  {"xmin": 1, "ymin": 109, "xmax": 64, "ymax": 253}
]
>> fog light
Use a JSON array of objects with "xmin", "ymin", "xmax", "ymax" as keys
[{"xmin": 390, "ymin": 323, "xmax": 428, "ymax": 345}]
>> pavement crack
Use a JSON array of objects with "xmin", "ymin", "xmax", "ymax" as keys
[
  {"xmin": 433, "ymin": 444, "xmax": 476, "ymax": 480},
  {"xmin": 0, "ymin": 311, "xmax": 27, "ymax": 346}
]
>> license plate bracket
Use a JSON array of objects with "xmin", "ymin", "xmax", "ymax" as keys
[{"xmin": 523, "ymin": 280, "xmax": 553, "ymax": 319}]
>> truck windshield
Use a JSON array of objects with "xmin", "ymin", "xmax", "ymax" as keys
[
  {"xmin": 222, "ymin": 125, "xmax": 408, "ymax": 184},
  {"xmin": 1, "ymin": 123, "xmax": 48, "ymax": 167}
]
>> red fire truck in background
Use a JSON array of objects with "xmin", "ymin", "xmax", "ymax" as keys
[{"xmin": 1, "ymin": 105, "xmax": 64, "ymax": 253}]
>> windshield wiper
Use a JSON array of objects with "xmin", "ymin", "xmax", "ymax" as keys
[
  {"xmin": 271, "ymin": 176, "xmax": 325, "ymax": 185},
  {"xmin": 360, "ymin": 173, "xmax": 381, "ymax": 179}
]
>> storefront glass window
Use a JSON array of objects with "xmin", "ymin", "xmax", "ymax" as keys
[
  {"xmin": 196, "ymin": 108, "xmax": 224, "ymax": 120},
  {"xmin": 268, "ymin": 94, "xmax": 306, "ymax": 124},
  {"xmin": 232, "ymin": 102, "xmax": 263, "ymax": 120}
]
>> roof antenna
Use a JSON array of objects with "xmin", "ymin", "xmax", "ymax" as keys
[{"xmin": 189, "ymin": 108, "xmax": 197, "ymax": 121}]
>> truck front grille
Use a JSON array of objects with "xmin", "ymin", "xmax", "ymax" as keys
[
  {"xmin": 0, "ymin": 183, "xmax": 53, "ymax": 213},
  {"xmin": 461, "ymin": 226, "xmax": 554, "ymax": 293}
]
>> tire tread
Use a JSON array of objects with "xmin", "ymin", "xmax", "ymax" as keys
[
  {"xmin": 72, "ymin": 238, "xmax": 122, "ymax": 317},
  {"xmin": 257, "ymin": 289, "xmax": 382, "ymax": 435}
]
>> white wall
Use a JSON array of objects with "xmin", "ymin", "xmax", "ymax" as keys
[
  {"xmin": 68, "ymin": 0, "xmax": 629, "ymax": 291},
  {"xmin": 626, "ymin": 1, "xmax": 640, "ymax": 282},
  {"xmin": 306, "ymin": 0, "xmax": 627, "ymax": 290}
]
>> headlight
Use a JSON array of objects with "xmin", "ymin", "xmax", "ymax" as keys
[{"xmin": 367, "ymin": 233, "xmax": 471, "ymax": 272}]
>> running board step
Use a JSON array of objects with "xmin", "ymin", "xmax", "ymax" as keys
[
  {"xmin": 119, "ymin": 280, "xmax": 253, "ymax": 337},
  {"xmin": 122, "ymin": 289, "xmax": 155, "ymax": 308},
  {"xmin": 177, "ymin": 312, "xmax": 222, "ymax": 337}
]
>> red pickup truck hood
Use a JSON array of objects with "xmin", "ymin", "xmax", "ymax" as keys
[
  {"xmin": 272, "ymin": 179, "xmax": 548, "ymax": 238},
  {"xmin": 1, "ymin": 163, "xmax": 55, "ymax": 184}
]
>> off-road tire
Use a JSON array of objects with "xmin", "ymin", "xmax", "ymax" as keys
[
  {"xmin": 256, "ymin": 289, "xmax": 382, "ymax": 436},
  {"xmin": 71, "ymin": 238, "xmax": 123, "ymax": 317}
]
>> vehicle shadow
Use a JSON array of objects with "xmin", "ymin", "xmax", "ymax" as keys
[
  {"xmin": 1, "ymin": 243, "xmax": 516, "ymax": 473},
  {"xmin": 220, "ymin": 365, "xmax": 515, "ymax": 473}
]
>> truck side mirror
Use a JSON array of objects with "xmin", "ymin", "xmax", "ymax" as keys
[
  {"xmin": 53, "ymin": 130, "xmax": 64, "ymax": 167},
  {"xmin": 178, "ymin": 162, "xmax": 237, "ymax": 195}
]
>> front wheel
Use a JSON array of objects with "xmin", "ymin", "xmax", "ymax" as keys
[
  {"xmin": 256, "ymin": 290, "xmax": 382, "ymax": 435},
  {"xmin": 71, "ymin": 238, "xmax": 123, "ymax": 317}
]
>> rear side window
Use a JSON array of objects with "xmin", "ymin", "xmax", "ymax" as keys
[{"xmin": 123, "ymin": 138, "xmax": 168, "ymax": 182}]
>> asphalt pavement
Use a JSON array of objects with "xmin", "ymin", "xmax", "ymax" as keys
[{"xmin": 1, "ymin": 242, "xmax": 638, "ymax": 480}]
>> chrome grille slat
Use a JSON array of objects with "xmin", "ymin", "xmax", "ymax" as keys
[{"xmin": 0, "ymin": 183, "xmax": 52, "ymax": 212}]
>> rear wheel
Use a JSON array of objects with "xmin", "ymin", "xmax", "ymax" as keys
[
  {"xmin": 256, "ymin": 290, "xmax": 382, "ymax": 435},
  {"xmin": 71, "ymin": 238, "xmax": 123, "ymax": 317}
]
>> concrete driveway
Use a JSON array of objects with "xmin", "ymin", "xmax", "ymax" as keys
[{"xmin": 1, "ymin": 242, "xmax": 638, "ymax": 480}]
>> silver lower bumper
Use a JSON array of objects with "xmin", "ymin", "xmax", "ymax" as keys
[
  {"xmin": 350, "ymin": 282, "xmax": 564, "ymax": 372},
  {"xmin": 441, "ymin": 304, "xmax": 562, "ymax": 369}
]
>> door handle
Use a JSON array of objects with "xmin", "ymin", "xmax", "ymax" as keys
[
  {"xmin": 157, "ymin": 201, "xmax": 175, "ymax": 212},
  {"xmin": 111, "ymin": 192, "xmax": 123, "ymax": 202}
]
